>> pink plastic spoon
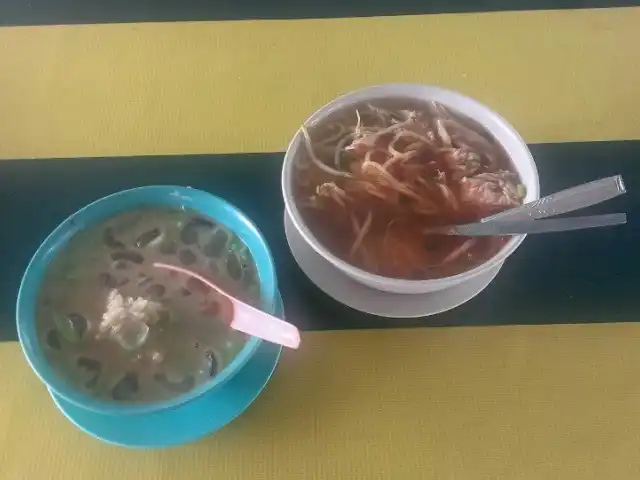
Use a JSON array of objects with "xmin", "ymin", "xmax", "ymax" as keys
[{"xmin": 152, "ymin": 262, "xmax": 300, "ymax": 349}]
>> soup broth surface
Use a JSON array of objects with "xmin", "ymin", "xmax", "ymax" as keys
[{"xmin": 36, "ymin": 207, "xmax": 260, "ymax": 403}]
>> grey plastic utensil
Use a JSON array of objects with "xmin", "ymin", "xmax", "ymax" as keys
[
  {"xmin": 445, "ymin": 213, "xmax": 627, "ymax": 236},
  {"xmin": 483, "ymin": 175, "xmax": 626, "ymax": 223}
]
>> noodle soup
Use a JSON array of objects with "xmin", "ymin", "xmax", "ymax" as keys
[
  {"xmin": 292, "ymin": 100, "xmax": 525, "ymax": 279},
  {"xmin": 35, "ymin": 207, "xmax": 260, "ymax": 404},
  {"xmin": 283, "ymin": 86, "xmax": 539, "ymax": 293}
]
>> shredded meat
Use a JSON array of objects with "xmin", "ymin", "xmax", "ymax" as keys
[{"xmin": 459, "ymin": 171, "xmax": 520, "ymax": 209}]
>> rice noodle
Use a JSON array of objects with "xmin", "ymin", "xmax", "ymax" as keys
[
  {"xmin": 316, "ymin": 182, "xmax": 350, "ymax": 207},
  {"xmin": 383, "ymin": 151, "xmax": 416, "ymax": 170},
  {"xmin": 355, "ymin": 110, "xmax": 363, "ymax": 136},
  {"xmin": 300, "ymin": 126, "xmax": 352, "ymax": 178},
  {"xmin": 317, "ymin": 123, "xmax": 348, "ymax": 146},
  {"xmin": 439, "ymin": 238, "xmax": 477, "ymax": 265},
  {"xmin": 358, "ymin": 181, "xmax": 391, "ymax": 200},
  {"xmin": 387, "ymin": 132, "xmax": 406, "ymax": 158},
  {"xmin": 405, "ymin": 141, "xmax": 424, "ymax": 152},
  {"xmin": 346, "ymin": 120, "xmax": 414, "ymax": 152},
  {"xmin": 367, "ymin": 103, "xmax": 396, "ymax": 124},
  {"xmin": 334, "ymin": 133, "xmax": 355, "ymax": 169},
  {"xmin": 349, "ymin": 211, "xmax": 372, "ymax": 256},
  {"xmin": 436, "ymin": 119, "xmax": 452, "ymax": 147},
  {"xmin": 438, "ymin": 183, "xmax": 460, "ymax": 211},
  {"xmin": 429, "ymin": 100, "xmax": 451, "ymax": 119},
  {"xmin": 383, "ymin": 219, "xmax": 400, "ymax": 249},
  {"xmin": 444, "ymin": 119, "xmax": 494, "ymax": 150},
  {"xmin": 384, "ymin": 133, "xmax": 418, "ymax": 169},
  {"xmin": 401, "ymin": 130, "xmax": 437, "ymax": 147},
  {"xmin": 361, "ymin": 159, "xmax": 422, "ymax": 201}
]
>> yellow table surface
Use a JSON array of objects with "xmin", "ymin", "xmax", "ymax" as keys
[{"xmin": 1, "ymin": 6, "xmax": 640, "ymax": 479}]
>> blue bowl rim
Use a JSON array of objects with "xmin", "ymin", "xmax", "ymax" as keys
[{"xmin": 16, "ymin": 185, "xmax": 278, "ymax": 415}]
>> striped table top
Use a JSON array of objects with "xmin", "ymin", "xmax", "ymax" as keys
[{"xmin": 1, "ymin": 1, "xmax": 639, "ymax": 479}]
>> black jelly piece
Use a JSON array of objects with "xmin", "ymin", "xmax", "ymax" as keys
[
  {"xmin": 103, "ymin": 227, "xmax": 125, "ymax": 249},
  {"xmin": 100, "ymin": 272, "xmax": 129, "ymax": 288},
  {"xmin": 67, "ymin": 313, "xmax": 88, "ymax": 339},
  {"xmin": 112, "ymin": 260, "xmax": 130, "ymax": 270},
  {"xmin": 242, "ymin": 265, "xmax": 257, "ymax": 287},
  {"xmin": 156, "ymin": 309, "xmax": 171, "ymax": 328},
  {"xmin": 180, "ymin": 223, "xmax": 199, "ymax": 245},
  {"xmin": 77, "ymin": 357, "xmax": 101, "ymax": 373},
  {"xmin": 181, "ymin": 288, "xmax": 192, "ymax": 297},
  {"xmin": 112, "ymin": 372, "xmax": 138, "ymax": 401},
  {"xmin": 159, "ymin": 241, "xmax": 178, "ymax": 255},
  {"xmin": 77, "ymin": 357, "xmax": 101, "ymax": 389},
  {"xmin": 225, "ymin": 253, "xmax": 243, "ymax": 281},
  {"xmin": 153, "ymin": 373, "xmax": 196, "ymax": 393},
  {"xmin": 192, "ymin": 217, "xmax": 215, "ymax": 227},
  {"xmin": 178, "ymin": 249, "xmax": 197, "ymax": 266},
  {"xmin": 135, "ymin": 228, "xmax": 161, "ymax": 248},
  {"xmin": 204, "ymin": 350, "xmax": 218, "ymax": 377},
  {"xmin": 46, "ymin": 330, "xmax": 61, "ymax": 350},
  {"xmin": 147, "ymin": 284, "xmax": 166, "ymax": 298},
  {"xmin": 202, "ymin": 229, "xmax": 229, "ymax": 258},
  {"xmin": 110, "ymin": 251, "xmax": 144, "ymax": 264},
  {"xmin": 100, "ymin": 272, "xmax": 117, "ymax": 287},
  {"xmin": 180, "ymin": 218, "xmax": 216, "ymax": 246}
]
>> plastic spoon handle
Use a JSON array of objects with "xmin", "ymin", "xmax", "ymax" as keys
[
  {"xmin": 230, "ymin": 302, "xmax": 301, "ymax": 350},
  {"xmin": 483, "ymin": 175, "xmax": 626, "ymax": 223},
  {"xmin": 152, "ymin": 262, "xmax": 300, "ymax": 349}
]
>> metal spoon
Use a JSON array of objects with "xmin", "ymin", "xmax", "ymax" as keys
[
  {"xmin": 442, "ymin": 213, "xmax": 627, "ymax": 236},
  {"xmin": 483, "ymin": 175, "xmax": 626, "ymax": 223}
]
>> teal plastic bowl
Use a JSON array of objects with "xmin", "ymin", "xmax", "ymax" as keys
[{"xmin": 16, "ymin": 186, "xmax": 278, "ymax": 416}]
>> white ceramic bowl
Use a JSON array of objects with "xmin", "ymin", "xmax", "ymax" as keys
[{"xmin": 281, "ymin": 84, "xmax": 540, "ymax": 294}]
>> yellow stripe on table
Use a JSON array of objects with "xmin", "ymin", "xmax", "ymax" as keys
[
  {"xmin": 2, "ymin": 325, "xmax": 640, "ymax": 479},
  {"xmin": 0, "ymin": 7, "xmax": 639, "ymax": 160}
]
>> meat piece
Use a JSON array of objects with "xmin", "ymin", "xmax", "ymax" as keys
[
  {"xmin": 365, "ymin": 227, "xmax": 434, "ymax": 277},
  {"xmin": 459, "ymin": 170, "xmax": 521, "ymax": 209},
  {"xmin": 441, "ymin": 148, "xmax": 481, "ymax": 180}
]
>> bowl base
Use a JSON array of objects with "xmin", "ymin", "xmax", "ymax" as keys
[
  {"xmin": 48, "ymin": 295, "xmax": 284, "ymax": 448},
  {"xmin": 285, "ymin": 212, "xmax": 501, "ymax": 318}
]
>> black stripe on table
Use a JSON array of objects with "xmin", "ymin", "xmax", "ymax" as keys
[
  {"xmin": 1, "ymin": 0, "xmax": 639, "ymax": 27},
  {"xmin": 0, "ymin": 140, "xmax": 638, "ymax": 341}
]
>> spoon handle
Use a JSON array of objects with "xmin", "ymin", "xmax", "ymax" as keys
[
  {"xmin": 483, "ymin": 175, "xmax": 626, "ymax": 222},
  {"xmin": 454, "ymin": 213, "xmax": 627, "ymax": 236},
  {"xmin": 153, "ymin": 262, "xmax": 301, "ymax": 349},
  {"xmin": 231, "ymin": 303, "xmax": 301, "ymax": 350}
]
